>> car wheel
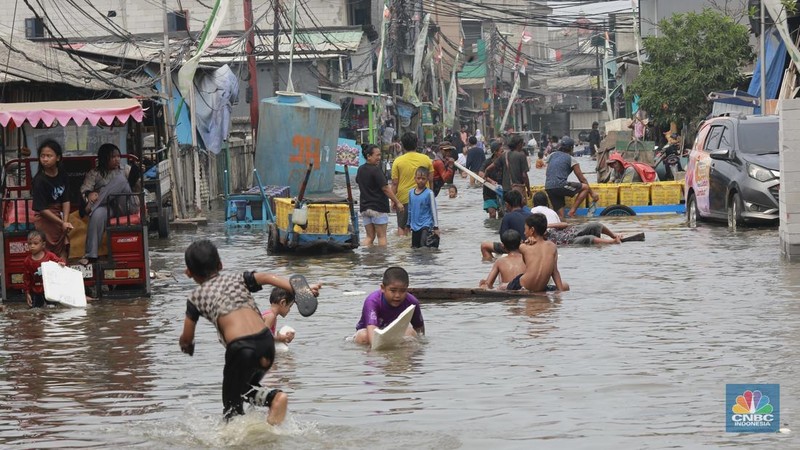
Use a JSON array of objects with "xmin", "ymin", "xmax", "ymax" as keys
[
  {"xmin": 728, "ymin": 192, "xmax": 744, "ymax": 231},
  {"xmin": 599, "ymin": 204, "xmax": 637, "ymax": 217},
  {"xmin": 686, "ymin": 192, "xmax": 698, "ymax": 228}
]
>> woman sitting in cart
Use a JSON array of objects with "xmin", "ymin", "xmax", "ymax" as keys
[
  {"xmin": 79, "ymin": 143, "xmax": 140, "ymax": 265},
  {"xmin": 607, "ymin": 152, "xmax": 658, "ymax": 184}
]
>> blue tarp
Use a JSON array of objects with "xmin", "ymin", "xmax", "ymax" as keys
[{"xmin": 748, "ymin": 27, "xmax": 787, "ymax": 114}]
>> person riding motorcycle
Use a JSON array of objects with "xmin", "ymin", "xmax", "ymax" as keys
[{"xmin": 654, "ymin": 131, "xmax": 684, "ymax": 180}]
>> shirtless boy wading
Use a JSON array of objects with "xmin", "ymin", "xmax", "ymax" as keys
[{"xmin": 516, "ymin": 213, "xmax": 569, "ymax": 293}]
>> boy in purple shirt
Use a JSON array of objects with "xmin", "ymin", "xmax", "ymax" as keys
[{"xmin": 354, "ymin": 267, "xmax": 425, "ymax": 345}]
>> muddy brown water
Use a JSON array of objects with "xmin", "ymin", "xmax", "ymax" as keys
[{"xmin": 2, "ymin": 158, "xmax": 799, "ymax": 448}]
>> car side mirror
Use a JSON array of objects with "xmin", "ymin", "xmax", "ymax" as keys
[{"xmin": 709, "ymin": 149, "xmax": 730, "ymax": 160}]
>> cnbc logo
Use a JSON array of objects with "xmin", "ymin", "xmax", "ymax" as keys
[{"xmin": 726, "ymin": 384, "xmax": 780, "ymax": 432}]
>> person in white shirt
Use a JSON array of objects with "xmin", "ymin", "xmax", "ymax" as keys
[{"xmin": 529, "ymin": 191, "xmax": 560, "ymax": 225}]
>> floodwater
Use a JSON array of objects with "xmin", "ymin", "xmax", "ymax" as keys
[{"xmin": 2, "ymin": 158, "xmax": 800, "ymax": 449}]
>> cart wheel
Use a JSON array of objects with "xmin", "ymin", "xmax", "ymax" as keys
[
  {"xmin": 599, "ymin": 204, "xmax": 636, "ymax": 217},
  {"xmin": 267, "ymin": 223, "xmax": 282, "ymax": 254}
]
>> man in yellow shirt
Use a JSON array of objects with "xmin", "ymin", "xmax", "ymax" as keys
[{"xmin": 391, "ymin": 132, "xmax": 434, "ymax": 236}]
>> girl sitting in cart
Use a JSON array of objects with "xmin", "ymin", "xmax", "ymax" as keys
[{"xmin": 32, "ymin": 140, "xmax": 73, "ymax": 261}]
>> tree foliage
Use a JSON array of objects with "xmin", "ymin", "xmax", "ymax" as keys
[{"xmin": 627, "ymin": 9, "xmax": 753, "ymax": 129}]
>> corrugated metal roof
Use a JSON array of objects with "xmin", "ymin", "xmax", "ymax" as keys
[
  {"xmin": 0, "ymin": 73, "xmax": 26, "ymax": 83},
  {"xmin": 0, "ymin": 34, "xmax": 154, "ymax": 97},
  {"xmin": 61, "ymin": 39, "xmax": 167, "ymax": 63},
  {"xmin": 200, "ymin": 30, "xmax": 365, "ymax": 63},
  {"xmin": 67, "ymin": 30, "xmax": 365, "ymax": 64}
]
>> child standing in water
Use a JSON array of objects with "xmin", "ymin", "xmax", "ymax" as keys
[
  {"xmin": 406, "ymin": 167, "xmax": 439, "ymax": 248},
  {"xmin": 261, "ymin": 287, "xmax": 296, "ymax": 344},
  {"xmin": 32, "ymin": 140, "xmax": 73, "ymax": 261},
  {"xmin": 178, "ymin": 239, "xmax": 320, "ymax": 425},
  {"xmin": 23, "ymin": 230, "xmax": 65, "ymax": 308},
  {"xmin": 354, "ymin": 267, "xmax": 425, "ymax": 346}
]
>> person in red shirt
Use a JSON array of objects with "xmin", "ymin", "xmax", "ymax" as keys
[
  {"xmin": 23, "ymin": 230, "xmax": 65, "ymax": 308},
  {"xmin": 432, "ymin": 143, "xmax": 455, "ymax": 196}
]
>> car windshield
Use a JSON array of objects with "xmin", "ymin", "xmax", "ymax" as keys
[{"xmin": 737, "ymin": 121, "xmax": 779, "ymax": 154}]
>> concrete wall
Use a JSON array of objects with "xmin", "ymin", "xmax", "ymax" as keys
[
  {"xmin": 780, "ymin": 99, "xmax": 800, "ymax": 260},
  {"xmin": 1, "ymin": 0, "xmax": 349, "ymax": 39},
  {"xmin": 228, "ymin": 60, "xmax": 320, "ymax": 120},
  {"xmin": 570, "ymin": 110, "xmax": 602, "ymax": 133}
]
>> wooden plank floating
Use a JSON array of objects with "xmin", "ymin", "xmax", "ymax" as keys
[{"xmin": 408, "ymin": 287, "xmax": 551, "ymax": 301}]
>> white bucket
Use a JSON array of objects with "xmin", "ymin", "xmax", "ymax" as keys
[{"xmin": 292, "ymin": 204, "xmax": 308, "ymax": 226}]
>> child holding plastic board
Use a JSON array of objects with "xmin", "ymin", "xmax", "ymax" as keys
[
  {"xmin": 178, "ymin": 239, "xmax": 320, "ymax": 425},
  {"xmin": 354, "ymin": 267, "xmax": 425, "ymax": 346},
  {"xmin": 23, "ymin": 230, "xmax": 65, "ymax": 308}
]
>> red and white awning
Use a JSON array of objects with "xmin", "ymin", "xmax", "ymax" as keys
[{"xmin": 0, "ymin": 98, "xmax": 144, "ymax": 128}]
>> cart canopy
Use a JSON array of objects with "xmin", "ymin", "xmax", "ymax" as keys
[{"xmin": 0, "ymin": 98, "xmax": 143, "ymax": 128}]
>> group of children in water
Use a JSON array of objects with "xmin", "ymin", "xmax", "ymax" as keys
[
  {"xmin": 479, "ymin": 211, "xmax": 569, "ymax": 293},
  {"xmin": 177, "ymin": 208, "xmax": 569, "ymax": 428},
  {"xmin": 179, "ymin": 239, "xmax": 424, "ymax": 427}
]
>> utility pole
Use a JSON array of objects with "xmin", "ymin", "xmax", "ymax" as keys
[
  {"xmin": 392, "ymin": 0, "xmax": 403, "ymax": 132},
  {"xmin": 162, "ymin": 0, "xmax": 186, "ymax": 219},
  {"xmin": 273, "ymin": 0, "xmax": 281, "ymax": 95},
  {"xmin": 243, "ymin": 0, "xmax": 259, "ymax": 138},
  {"xmin": 486, "ymin": 21, "xmax": 496, "ymax": 137},
  {"xmin": 595, "ymin": 38, "xmax": 601, "ymax": 113}
]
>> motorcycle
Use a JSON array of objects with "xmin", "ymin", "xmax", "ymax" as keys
[{"xmin": 653, "ymin": 142, "xmax": 687, "ymax": 181}]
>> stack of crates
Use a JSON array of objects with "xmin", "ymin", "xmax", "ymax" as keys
[
  {"xmin": 274, "ymin": 197, "xmax": 350, "ymax": 235},
  {"xmin": 618, "ymin": 183, "xmax": 651, "ymax": 206},
  {"xmin": 650, "ymin": 181, "xmax": 684, "ymax": 205},
  {"xmin": 588, "ymin": 184, "xmax": 619, "ymax": 207}
]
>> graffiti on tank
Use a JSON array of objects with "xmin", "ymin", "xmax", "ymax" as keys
[{"xmin": 290, "ymin": 135, "xmax": 321, "ymax": 167}]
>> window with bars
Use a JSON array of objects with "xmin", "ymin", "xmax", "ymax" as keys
[
  {"xmin": 25, "ymin": 17, "xmax": 44, "ymax": 39},
  {"xmin": 167, "ymin": 11, "xmax": 188, "ymax": 32}
]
